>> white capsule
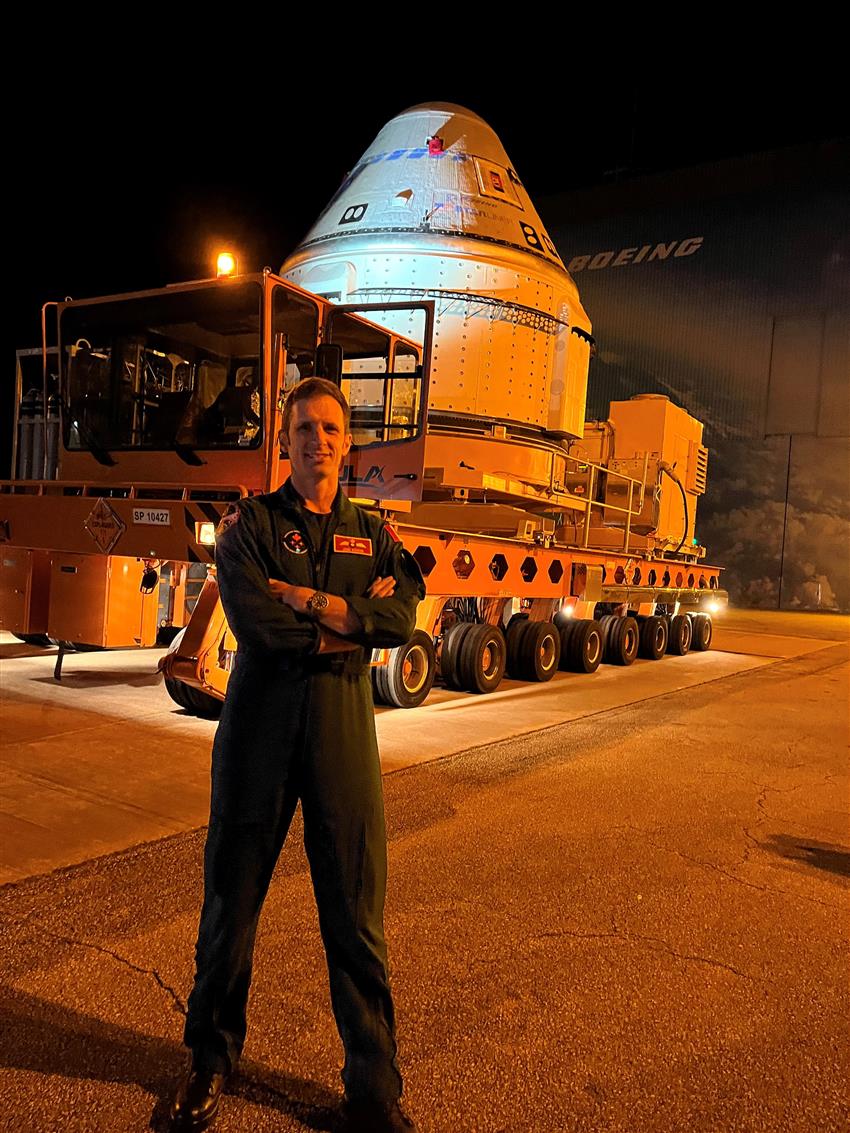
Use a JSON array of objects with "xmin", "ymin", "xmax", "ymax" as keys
[{"xmin": 282, "ymin": 102, "xmax": 592, "ymax": 442}]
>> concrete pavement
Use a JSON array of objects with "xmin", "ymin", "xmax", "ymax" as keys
[
  {"xmin": 0, "ymin": 611, "xmax": 848, "ymax": 1131},
  {"xmin": 0, "ymin": 610, "xmax": 844, "ymax": 881}
]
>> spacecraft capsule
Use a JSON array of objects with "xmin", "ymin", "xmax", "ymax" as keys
[{"xmin": 282, "ymin": 102, "xmax": 592, "ymax": 444}]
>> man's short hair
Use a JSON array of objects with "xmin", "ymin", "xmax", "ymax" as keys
[{"xmin": 281, "ymin": 378, "xmax": 351, "ymax": 441}]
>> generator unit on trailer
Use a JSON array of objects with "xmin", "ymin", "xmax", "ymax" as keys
[{"xmin": 2, "ymin": 102, "xmax": 724, "ymax": 712}]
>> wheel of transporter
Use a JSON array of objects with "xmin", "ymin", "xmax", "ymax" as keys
[
  {"xmin": 689, "ymin": 613, "xmax": 713, "ymax": 651},
  {"xmin": 638, "ymin": 615, "xmax": 668, "ymax": 661},
  {"xmin": 156, "ymin": 623, "xmax": 184, "ymax": 647},
  {"xmin": 160, "ymin": 627, "xmax": 223, "ymax": 718},
  {"xmin": 596, "ymin": 614, "xmax": 617, "ymax": 651},
  {"xmin": 602, "ymin": 615, "xmax": 639, "ymax": 666},
  {"xmin": 439, "ymin": 621, "xmax": 476, "ymax": 690},
  {"xmin": 164, "ymin": 675, "xmax": 223, "ymax": 719},
  {"xmin": 666, "ymin": 613, "xmax": 693, "ymax": 655},
  {"xmin": 558, "ymin": 619, "xmax": 603, "ymax": 674},
  {"xmin": 507, "ymin": 619, "xmax": 561, "ymax": 682},
  {"xmin": 456, "ymin": 622, "xmax": 507, "ymax": 694},
  {"xmin": 505, "ymin": 617, "xmax": 528, "ymax": 679},
  {"xmin": 373, "ymin": 630, "xmax": 436, "ymax": 708},
  {"xmin": 557, "ymin": 618, "xmax": 578, "ymax": 657}
]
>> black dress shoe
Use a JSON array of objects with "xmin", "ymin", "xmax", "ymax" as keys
[
  {"xmin": 341, "ymin": 1097, "xmax": 417, "ymax": 1132},
  {"xmin": 169, "ymin": 1068, "xmax": 228, "ymax": 1130}
]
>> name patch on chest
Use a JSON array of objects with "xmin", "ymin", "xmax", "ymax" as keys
[{"xmin": 333, "ymin": 534, "xmax": 373, "ymax": 556}]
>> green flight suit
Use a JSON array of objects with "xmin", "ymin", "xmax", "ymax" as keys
[{"xmin": 184, "ymin": 478, "xmax": 425, "ymax": 1104}]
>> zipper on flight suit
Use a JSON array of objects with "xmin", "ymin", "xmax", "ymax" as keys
[
  {"xmin": 301, "ymin": 508, "xmax": 340, "ymax": 591},
  {"xmin": 301, "ymin": 507, "xmax": 344, "ymax": 676}
]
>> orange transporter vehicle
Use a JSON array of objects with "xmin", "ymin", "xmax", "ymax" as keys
[{"xmin": 2, "ymin": 104, "xmax": 727, "ymax": 714}]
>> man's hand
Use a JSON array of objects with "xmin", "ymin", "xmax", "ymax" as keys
[
  {"xmin": 268, "ymin": 580, "xmax": 311, "ymax": 614},
  {"xmin": 315, "ymin": 628, "xmax": 359, "ymax": 655},
  {"xmin": 367, "ymin": 576, "xmax": 396, "ymax": 599}
]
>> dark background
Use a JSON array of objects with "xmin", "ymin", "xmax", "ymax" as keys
[
  {"xmin": 11, "ymin": 56, "xmax": 848, "ymax": 586},
  {"xmin": 14, "ymin": 62, "xmax": 846, "ymax": 347},
  {"xmin": 544, "ymin": 142, "xmax": 848, "ymax": 612}
]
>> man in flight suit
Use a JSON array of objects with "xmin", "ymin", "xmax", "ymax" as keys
[{"xmin": 170, "ymin": 378, "xmax": 424, "ymax": 1132}]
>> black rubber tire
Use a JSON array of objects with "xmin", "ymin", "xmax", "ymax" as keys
[
  {"xmin": 603, "ymin": 615, "xmax": 639, "ymax": 666},
  {"xmin": 557, "ymin": 618, "xmax": 578, "ymax": 659},
  {"xmin": 373, "ymin": 630, "xmax": 436, "ymax": 708},
  {"xmin": 508, "ymin": 619, "xmax": 560, "ymax": 682},
  {"xmin": 571, "ymin": 619, "xmax": 603, "ymax": 673},
  {"xmin": 689, "ymin": 613, "xmax": 713, "ymax": 651},
  {"xmin": 596, "ymin": 614, "xmax": 617, "ymax": 652},
  {"xmin": 666, "ymin": 613, "xmax": 693, "ymax": 655},
  {"xmin": 164, "ymin": 674, "xmax": 222, "ymax": 718},
  {"xmin": 440, "ymin": 621, "xmax": 476, "ymax": 690},
  {"xmin": 638, "ymin": 615, "xmax": 668, "ymax": 661},
  {"xmin": 505, "ymin": 618, "xmax": 528, "ymax": 679},
  {"xmin": 456, "ymin": 623, "xmax": 506, "ymax": 694},
  {"xmin": 559, "ymin": 619, "xmax": 603, "ymax": 674},
  {"xmin": 11, "ymin": 633, "xmax": 52, "ymax": 647},
  {"xmin": 156, "ymin": 624, "xmax": 184, "ymax": 647}
]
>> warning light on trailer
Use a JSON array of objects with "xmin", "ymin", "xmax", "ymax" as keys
[{"xmin": 216, "ymin": 252, "xmax": 237, "ymax": 278}]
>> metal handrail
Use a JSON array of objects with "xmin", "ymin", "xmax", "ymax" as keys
[
  {"xmin": 0, "ymin": 479, "xmax": 250, "ymax": 498},
  {"xmin": 570, "ymin": 452, "xmax": 649, "ymax": 554}
]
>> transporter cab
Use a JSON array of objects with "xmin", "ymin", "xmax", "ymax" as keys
[{"xmin": 2, "ymin": 271, "xmax": 434, "ymax": 685}]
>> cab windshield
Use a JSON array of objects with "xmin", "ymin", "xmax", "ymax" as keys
[{"xmin": 60, "ymin": 281, "xmax": 263, "ymax": 452}]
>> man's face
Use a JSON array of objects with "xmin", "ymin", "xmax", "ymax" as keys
[{"xmin": 284, "ymin": 394, "xmax": 352, "ymax": 483}]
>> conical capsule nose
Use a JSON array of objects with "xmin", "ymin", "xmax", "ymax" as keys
[
  {"xmin": 283, "ymin": 101, "xmax": 592, "ymax": 443},
  {"xmin": 287, "ymin": 102, "xmax": 565, "ymax": 270}
]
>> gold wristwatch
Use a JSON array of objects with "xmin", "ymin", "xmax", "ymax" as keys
[{"xmin": 305, "ymin": 590, "xmax": 330, "ymax": 617}]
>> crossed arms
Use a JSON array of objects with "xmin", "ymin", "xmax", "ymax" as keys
[
  {"xmin": 269, "ymin": 576, "xmax": 396, "ymax": 654},
  {"xmin": 214, "ymin": 505, "xmax": 423, "ymax": 655}
]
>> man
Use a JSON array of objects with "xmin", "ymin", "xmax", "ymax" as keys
[{"xmin": 170, "ymin": 378, "xmax": 424, "ymax": 1132}]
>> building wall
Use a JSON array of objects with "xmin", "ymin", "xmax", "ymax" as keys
[{"xmin": 543, "ymin": 144, "xmax": 850, "ymax": 612}]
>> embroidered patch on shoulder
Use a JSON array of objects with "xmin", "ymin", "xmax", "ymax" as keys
[
  {"xmin": 215, "ymin": 508, "xmax": 240, "ymax": 536},
  {"xmin": 282, "ymin": 529, "xmax": 308, "ymax": 554},
  {"xmin": 333, "ymin": 534, "xmax": 373, "ymax": 556},
  {"xmin": 383, "ymin": 522, "xmax": 401, "ymax": 543}
]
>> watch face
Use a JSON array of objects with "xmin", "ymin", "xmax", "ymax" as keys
[{"xmin": 309, "ymin": 591, "xmax": 329, "ymax": 612}]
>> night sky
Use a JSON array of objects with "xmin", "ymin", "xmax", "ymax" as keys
[{"xmin": 10, "ymin": 59, "xmax": 846, "ymax": 473}]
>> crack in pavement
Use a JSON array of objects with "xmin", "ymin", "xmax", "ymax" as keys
[
  {"xmin": 530, "ymin": 924, "xmax": 756, "ymax": 981},
  {"xmin": 9, "ymin": 916, "xmax": 187, "ymax": 1015},
  {"xmin": 740, "ymin": 780, "xmax": 806, "ymax": 865},
  {"xmin": 739, "ymin": 786, "xmax": 776, "ymax": 865},
  {"xmin": 625, "ymin": 828, "xmax": 842, "ymax": 912}
]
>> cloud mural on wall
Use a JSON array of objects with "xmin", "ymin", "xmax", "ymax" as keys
[{"xmin": 543, "ymin": 150, "xmax": 850, "ymax": 612}]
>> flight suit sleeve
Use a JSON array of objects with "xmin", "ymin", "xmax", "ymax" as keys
[
  {"xmin": 344, "ymin": 523, "xmax": 426, "ymax": 649},
  {"xmin": 214, "ymin": 503, "xmax": 320, "ymax": 655}
]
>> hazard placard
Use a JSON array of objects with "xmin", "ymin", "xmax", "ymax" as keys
[{"xmin": 85, "ymin": 499, "xmax": 126, "ymax": 554}]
